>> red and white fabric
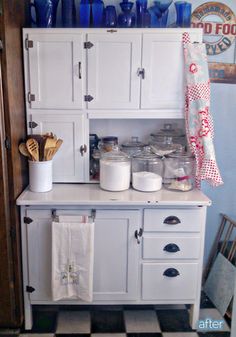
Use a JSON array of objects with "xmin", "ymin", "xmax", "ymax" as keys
[{"xmin": 183, "ymin": 32, "xmax": 223, "ymax": 188}]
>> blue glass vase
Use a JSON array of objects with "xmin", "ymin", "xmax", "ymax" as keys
[
  {"xmin": 62, "ymin": 0, "xmax": 76, "ymax": 27},
  {"xmin": 92, "ymin": 0, "xmax": 104, "ymax": 27},
  {"xmin": 118, "ymin": 2, "xmax": 136, "ymax": 28},
  {"xmin": 136, "ymin": 0, "xmax": 147, "ymax": 27},
  {"xmin": 30, "ymin": 0, "xmax": 59, "ymax": 27},
  {"xmin": 104, "ymin": 5, "xmax": 117, "ymax": 27},
  {"xmin": 79, "ymin": 0, "xmax": 91, "ymax": 27}
]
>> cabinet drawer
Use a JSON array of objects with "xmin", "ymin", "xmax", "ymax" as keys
[
  {"xmin": 143, "ymin": 235, "xmax": 201, "ymax": 260},
  {"xmin": 144, "ymin": 209, "xmax": 202, "ymax": 232},
  {"xmin": 142, "ymin": 263, "xmax": 199, "ymax": 300}
]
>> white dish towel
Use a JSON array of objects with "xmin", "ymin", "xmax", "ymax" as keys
[{"xmin": 51, "ymin": 216, "xmax": 94, "ymax": 302}]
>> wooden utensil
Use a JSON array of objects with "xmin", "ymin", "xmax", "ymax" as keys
[
  {"xmin": 44, "ymin": 136, "xmax": 57, "ymax": 150},
  {"xmin": 19, "ymin": 143, "xmax": 31, "ymax": 158},
  {"xmin": 26, "ymin": 138, "xmax": 39, "ymax": 161}
]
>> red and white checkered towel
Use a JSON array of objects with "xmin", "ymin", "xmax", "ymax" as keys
[{"xmin": 183, "ymin": 32, "xmax": 223, "ymax": 188}]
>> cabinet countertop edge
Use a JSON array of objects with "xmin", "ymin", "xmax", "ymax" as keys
[{"xmin": 16, "ymin": 184, "xmax": 211, "ymax": 206}]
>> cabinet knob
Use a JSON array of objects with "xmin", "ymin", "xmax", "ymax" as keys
[
  {"xmin": 163, "ymin": 216, "xmax": 181, "ymax": 225},
  {"xmin": 163, "ymin": 268, "xmax": 180, "ymax": 278},
  {"xmin": 134, "ymin": 228, "xmax": 143, "ymax": 244},
  {"xmin": 163, "ymin": 243, "xmax": 180, "ymax": 253}
]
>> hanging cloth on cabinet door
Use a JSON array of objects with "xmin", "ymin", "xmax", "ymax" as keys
[
  {"xmin": 182, "ymin": 32, "xmax": 223, "ymax": 188},
  {"xmin": 51, "ymin": 216, "xmax": 95, "ymax": 302}
]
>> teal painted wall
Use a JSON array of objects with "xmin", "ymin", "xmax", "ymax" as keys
[{"xmin": 202, "ymin": 83, "xmax": 236, "ymax": 264}]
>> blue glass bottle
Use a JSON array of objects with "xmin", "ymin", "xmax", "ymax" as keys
[
  {"xmin": 136, "ymin": 0, "xmax": 147, "ymax": 27},
  {"xmin": 62, "ymin": 0, "xmax": 76, "ymax": 27},
  {"xmin": 92, "ymin": 0, "xmax": 104, "ymax": 27},
  {"xmin": 118, "ymin": 2, "xmax": 136, "ymax": 28},
  {"xmin": 79, "ymin": 0, "xmax": 91, "ymax": 27},
  {"xmin": 104, "ymin": 5, "xmax": 117, "ymax": 27}
]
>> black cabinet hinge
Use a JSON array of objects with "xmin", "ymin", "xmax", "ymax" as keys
[
  {"xmin": 0, "ymin": 40, "xmax": 3, "ymax": 51},
  {"xmin": 27, "ymin": 92, "xmax": 35, "ymax": 104},
  {"xmin": 25, "ymin": 38, "xmax": 33, "ymax": 50},
  {"xmin": 28, "ymin": 121, "xmax": 38, "ymax": 129},
  {"xmin": 84, "ymin": 41, "xmax": 94, "ymax": 49},
  {"xmin": 4, "ymin": 136, "xmax": 11, "ymax": 150},
  {"xmin": 24, "ymin": 216, "xmax": 33, "ymax": 224},
  {"xmin": 26, "ymin": 285, "xmax": 35, "ymax": 293},
  {"xmin": 84, "ymin": 95, "xmax": 94, "ymax": 102}
]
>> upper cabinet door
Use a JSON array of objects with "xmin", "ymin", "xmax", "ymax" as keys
[
  {"xmin": 141, "ymin": 33, "xmax": 185, "ymax": 110},
  {"xmin": 29, "ymin": 114, "xmax": 89, "ymax": 182},
  {"xmin": 87, "ymin": 33, "xmax": 141, "ymax": 109},
  {"xmin": 26, "ymin": 33, "xmax": 84, "ymax": 110}
]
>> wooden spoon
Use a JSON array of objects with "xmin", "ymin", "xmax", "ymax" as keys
[
  {"xmin": 44, "ymin": 139, "xmax": 63, "ymax": 161},
  {"xmin": 19, "ymin": 143, "xmax": 31, "ymax": 158},
  {"xmin": 26, "ymin": 138, "xmax": 39, "ymax": 161}
]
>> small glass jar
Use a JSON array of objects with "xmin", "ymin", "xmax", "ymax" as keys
[
  {"xmin": 121, "ymin": 136, "xmax": 147, "ymax": 157},
  {"xmin": 132, "ymin": 149, "xmax": 163, "ymax": 191},
  {"xmin": 98, "ymin": 136, "xmax": 119, "ymax": 153},
  {"xmin": 163, "ymin": 153, "xmax": 195, "ymax": 192},
  {"xmin": 100, "ymin": 150, "xmax": 131, "ymax": 191}
]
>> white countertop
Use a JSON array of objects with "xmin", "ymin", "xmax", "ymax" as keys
[{"xmin": 16, "ymin": 184, "xmax": 211, "ymax": 206}]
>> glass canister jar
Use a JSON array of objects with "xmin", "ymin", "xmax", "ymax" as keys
[
  {"xmin": 121, "ymin": 136, "xmax": 148, "ymax": 157},
  {"xmin": 163, "ymin": 153, "xmax": 195, "ymax": 192},
  {"xmin": 98, "ymin": 136, "xmax": 119, "ymax": 153},
  {"xmin": 132, "ymin": 149, "xmax": 163, "ymax": 192},
  {"xmin": 100, "ymin": 150, "xmax": 131, "ymax": 191}
]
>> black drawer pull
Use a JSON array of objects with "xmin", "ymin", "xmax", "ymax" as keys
[
  {"xmin": 164, "ymin": 216, "xmax": 181, "ymax": 225},
  {"xmin": 163, "ymin": 243, "xmax": 180, "ymax": 253},
  {"xmin": 163, "ymin": 268, "xmax": 180, "ymax": 277}
]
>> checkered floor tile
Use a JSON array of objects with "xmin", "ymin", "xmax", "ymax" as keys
[{"xmin": 0, "ymin": 293, "xmax": 231, "ymax": 337}]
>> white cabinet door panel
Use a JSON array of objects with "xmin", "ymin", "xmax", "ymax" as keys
[
  {"xmin": 141, "ymin": 33, "xmax": 185, "ymax": 110},
  {"xmin": 93, "ymin": 210, "xmax": 140, "ymax": 300},
  {"xmin": 26, "ymin": 33, "xmax": 84, "ymax": 109},
  {"xmin": 26, "ymin": 210, "xmax": 52, "ymax": 301},
  {"xmin": 29, "ymin": 114, "xmax": 88, "ymax": 182},
  {"xmin": 87, "ymin": 33, "xmax": 141, "ymax": 109}
]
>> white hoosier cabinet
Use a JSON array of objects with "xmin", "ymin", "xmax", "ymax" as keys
[{"xmin": 19, "ymin": 27, "xmax": 211, "ymax": 331}]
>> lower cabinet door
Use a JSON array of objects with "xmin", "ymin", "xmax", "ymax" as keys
[
  {"xmin": 93, "ymin": 210, "xmax": 140, "ymax": 300},
  {"xmin": 142, "ymin": 262, "xmax": 199, "ymax": 301},
  {"xmin": 26, "ymin": 209, "xmax": 140, "ymax": 302}
]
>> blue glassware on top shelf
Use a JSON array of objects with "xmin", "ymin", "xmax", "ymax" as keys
[
  {"xmin": 104, "ymin": 5, "xmax": 117, "ymax": 27},
  {"xmin": 92, "ymin": 0, "xmax": 104, "ymax": 27},
  {"xmin": 118, "ymin": 1, "xmax": 136, "ymax": 28},
  {"xmin": 79, "ymin": 0, "xmax": 91, "ymax": 27},
  {"xmin": 62, "ymin": 0, "xmax": 76, "ymax": 27},
  {"xmin": 175, "ymin": 1, "xmax": 192, "ymax": 27},
  {"xmin": 30, "ymin": 0, "xmax": 59, "ymax": 27},
  {"xmin": 136, "ymin": 0, "xmax": 147, "ymax": 27},
  {"xmin": 152, "ymin": 0, "xmax": 173, "ymax": 27}
]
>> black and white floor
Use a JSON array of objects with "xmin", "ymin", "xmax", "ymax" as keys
[{"xmin": 0, "ymin": 293, "xmax": 231, "ymax": 337}]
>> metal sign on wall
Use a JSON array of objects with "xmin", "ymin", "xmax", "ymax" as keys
[{"xmin": 191, "ymin": 1, "xmax": 236, "ymax": 83}]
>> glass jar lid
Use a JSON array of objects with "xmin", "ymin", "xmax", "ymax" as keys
[
  {"xmin": 133, "ymin": 148, "xmax": 161, "ymax": 161},
  {"xmin": 122, "ymin": 136, "xmax": 147, "ymax": 149},
  {"xmin": 167, "ymin": 152, "xmax": 194, "ymax": 159},
  {"xmin": 151, "ymin": 123, "xmax": 185, "ymax": 138},
  {"xmin": 101, "ymin": 150, "xmax": 130, "ymax": 162},
  {"xmin": 150, "ymin": 142, "xmax": 183, "ymax": 156},
  {"xmin": 100, "ymin": 136, "xmax": 118, "ymax": 144}
]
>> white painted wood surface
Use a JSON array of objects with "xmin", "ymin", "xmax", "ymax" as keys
[{"xmin": 25, "ymin": 32, "xmax": 84, "ymax": 110}]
